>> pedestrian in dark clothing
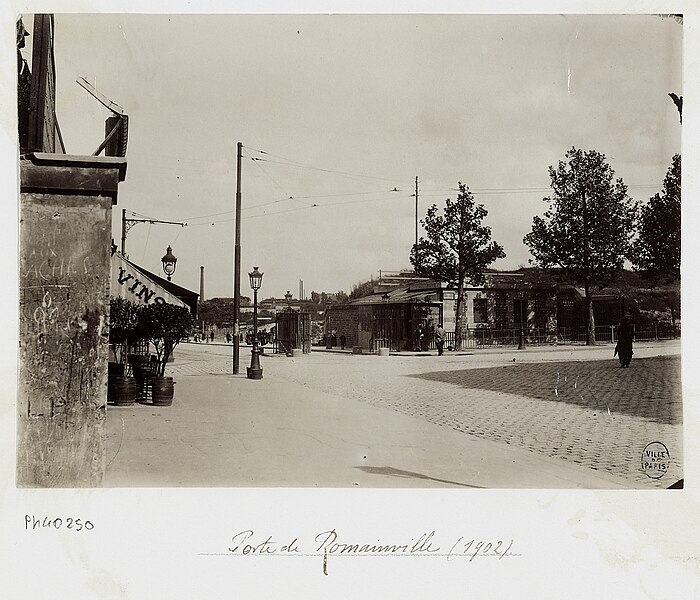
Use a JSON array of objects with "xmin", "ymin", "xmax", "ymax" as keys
[
  {"xmin": 615, "ymin": 317, "xmax": 635, "ymax": 367},
  {"xmin": 435, "ymin": 323, "xmax": 446, "ymax": 356},
  {"xmin": 415, "ymin": 325, "xmax": 424, "ymax": 352},
  {"xmin": 340, "ymin": 334, "xmax": 346, "ymax": 350}
]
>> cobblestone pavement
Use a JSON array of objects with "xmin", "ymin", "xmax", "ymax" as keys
[
  {"xmin": 270, "ymin": 348, "xmax": 682, "ymax": 489},
  {"xmin": 168, "ymin": 342, "xmax": 683, "ymax": 488}
]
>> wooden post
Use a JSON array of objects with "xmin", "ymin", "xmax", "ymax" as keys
[{"xmin": 233, "ymin": 142, "xmax": 242, "ymax": 374}]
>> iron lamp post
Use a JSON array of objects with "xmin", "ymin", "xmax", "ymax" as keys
[
  {"xmin": 247, "ymin": 266, "xmax": 264, "ymax": 379},
  {"xmin": 161, "ymin": 245, "xmax": 177, "ymax": 281}
]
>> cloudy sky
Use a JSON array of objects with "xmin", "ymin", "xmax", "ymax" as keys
[{"xmin": 21, "ymin": 12, "xmax": 682, "ymax": 299}]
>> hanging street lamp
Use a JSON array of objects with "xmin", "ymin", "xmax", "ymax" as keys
[
  {"xmin": 247, "ymin": 266, "xmax": 264, "ymax": 379},
  {"xmin": 161, "ymin": 245, "xmax": 177, "ymax": 281}
]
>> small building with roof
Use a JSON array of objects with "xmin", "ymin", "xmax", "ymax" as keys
[{"xmin": 324, "ymin": 270, "xmax": 625, "ymax": 352}]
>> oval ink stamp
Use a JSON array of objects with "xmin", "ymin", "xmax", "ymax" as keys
[{"xmin": 641, "ymin": 442, "xmax": 670, "ymax": 479}]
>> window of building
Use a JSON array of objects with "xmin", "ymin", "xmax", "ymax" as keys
[{"xmin": 473, "ymin": 298, "xmax": 488, "ymax": 323}]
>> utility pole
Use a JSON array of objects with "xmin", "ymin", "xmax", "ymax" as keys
[
  {"xmin": 120, "ymin": 209, "xmax": 185, "ymax": 256},
  {"xmin": 414, "ymin": 176, "xmax": 419, "ymax": 248},
  {"xmin": 233, "ymin": 142, "xmax": 242, "ymax": 374}
]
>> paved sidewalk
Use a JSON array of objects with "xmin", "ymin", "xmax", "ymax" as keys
[
  {"xmin": 104, "ymin": 371, "xmax": 628, "ymax": 488},
  {"xmin": 105, "ymin": 341, "xmax": 681, "ymax": 488}
]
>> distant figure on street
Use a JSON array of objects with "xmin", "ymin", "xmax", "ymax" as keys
[
  {"xmin": 424, "ymin": 320, "xmax": 434, "ymax": 352},
  {"xmin": 415, "ymin": 325, "xmax": 424, "ymax": 352},
  {"xmin": 615, "ymin": 316, "xmax": 635, "ymax": 368},
  {"xmin": 210, "ymin": 331, "xmax": 215, "ymax": 343},
  {"xmin": 435, "ymin": 323, "xmax": 446, "ymax": 356},
  {"xmin": 340, "ymin": 334, "xmax": 346, "ymax": 350},
  {"xmin": 226, "ymin": 332, "xmax": 231, "ymax": 343}
]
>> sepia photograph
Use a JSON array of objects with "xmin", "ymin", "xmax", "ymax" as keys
[
  {"xmin": 15, "ymin": 12, "xmax": 683, "ymax": 490},
  {"xmin": 6, "ymin": 3, "xmax": 700, "ymax": 598}
]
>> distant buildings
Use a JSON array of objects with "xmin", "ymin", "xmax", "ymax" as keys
[{"xmin": 325, "ymin": 271, "xmax": 628, "ymax": 352}]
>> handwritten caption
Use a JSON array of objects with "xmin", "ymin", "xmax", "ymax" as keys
[
  {"xmin": 24, "ymin": 515, "xmax": 94, "ymax": 532},
  {"xmin": 216, "ymin": 529, "xmax": 516, "ymax": 573}
]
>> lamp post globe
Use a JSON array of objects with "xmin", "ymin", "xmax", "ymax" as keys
[
  {"xmin": 247, "ymin": 266, "xmax": 264, "ymax": 379},
  {"xmin": 161, "ymin": 245, "xmax": 177, "ymax": 281}
]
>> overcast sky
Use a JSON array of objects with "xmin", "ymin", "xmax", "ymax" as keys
[{"xmin": 24, "ymin": 13, "xmax": 682, "ymax": 299}]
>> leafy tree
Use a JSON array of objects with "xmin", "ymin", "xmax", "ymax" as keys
[
  {"xmin": 631, "ymin": 154, "xmax": 680, "ymax": 280},
  {"xmin": 137, "ymin": 303, "xmax": 195, "ymax": 377},
  {"xmin": 524, "ymin": 147, "xmax": 637, "ymax": 344},
  {"xmin": 410, "ymin": 182, "xmax": 505, "ymax": 350},
  {"xmin": 630, "ymin": 154, "xmax": 681, "ymax": 333},
  {"xmin": 109, "ymin": 297, "xmax": 142, "ymax": 371},
  {"xmin": 348, "ymin": 279, "xmax": 378, "ymax": 301}
]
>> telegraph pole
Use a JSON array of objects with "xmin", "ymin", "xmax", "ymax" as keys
[
  {"xmin": 233, "ymin": 142, "xmax": 242, "ymax": 374},
  {"xmin": 414, "ymin": 176, "xmax": 419, "ymax": 248}
]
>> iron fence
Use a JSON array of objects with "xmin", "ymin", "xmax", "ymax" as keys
[
  {"xmin": 446, "ymin": 324, "xmax": 678, "ymax": 349},
  {"xmin": 557, "ymin": 324, "xmax": 679, "ymax": 344},
  {"xmin": 370, "ymin": 323, "xmax": 678, "ymax": 352}
]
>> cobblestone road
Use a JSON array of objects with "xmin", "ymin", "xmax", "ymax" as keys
[
  {"xmin": 271, "ymin": 349, "xmax": 682, "ymax": 489},
  {"xmin": 169, "ymin": 342, "xmax": 683, "ymax": 488}
]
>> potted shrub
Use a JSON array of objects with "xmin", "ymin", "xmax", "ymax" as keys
[
  {"xmin": 138, "ymin": 302, "xmax": 194, "ymax": 406},
  {"xmin": 108, "ymin": 297, "xmax": 141, "ymax": 406}
]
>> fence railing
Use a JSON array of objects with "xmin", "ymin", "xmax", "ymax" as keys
[
  {"xmin": 447, "ymin": 324, "xmax": 678, "ymax": 349},
  {"xmin": 369, "ymin": 323, "xmax": 678, "ymax": 352},
  {"xmin": 557, "ymin": 324, "xmax": 679, "ymax": 344}
]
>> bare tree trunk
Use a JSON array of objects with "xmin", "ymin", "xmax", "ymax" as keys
[
  {"xmin": 669, "ymin": 294, "xmax": 677, "ymax": 338},
  {"xmin": 584, "ymin": 280, "xmax": 595, "ymax": 345},
  {"xmin": 454, "ymin": 272, "xmax": 465, "ymax": 351}
]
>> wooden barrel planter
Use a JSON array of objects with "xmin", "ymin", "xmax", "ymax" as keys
[
  {"xmin": 108, "ymin": 376, "xmax": 137, "ymax": 406},
  {"xmin": 151, "ymin": 376, "xmax": 175, "ymax": 406}
]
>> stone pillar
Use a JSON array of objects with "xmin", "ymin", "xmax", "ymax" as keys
[{"xmin": 18, "ymin": 153, "xmax": 126, "ymax": 487}]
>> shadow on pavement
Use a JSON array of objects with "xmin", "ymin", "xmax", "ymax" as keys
[
  {"xmin": 408, "ymin": 355, "xmax": 681, "ymax": 425},
  {"xmin": 355, "ymin": 465, "xmax": 482, "ymax": 488}
]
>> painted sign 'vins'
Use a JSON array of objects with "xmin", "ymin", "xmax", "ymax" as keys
[{"xmin": 117, "ymin": 266, "xmax": 166, "ymax": 305}]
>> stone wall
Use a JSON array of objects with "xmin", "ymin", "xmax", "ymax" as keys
[
  {"xmin": 326, "ymin": 306, "xmax": 360, "ymax": 347},
  {"xmin": 17, "ymin": 154, "xmax": 126, "ymax": 487}
]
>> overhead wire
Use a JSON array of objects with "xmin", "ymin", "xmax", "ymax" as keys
[
  {"xmin": 243, "ymin": 147, "xmax": 311, "ymax": 209},
  {"xmin": 141, "ymin": 222, "xmax": 151, "ymax": 263},
  {"xmin": 243, "ymin": 145, "xmax": 402, "ymax": 185},
  {"xmin": 127, "ymin": 145, "xmax": 664, "ymax": 229}
]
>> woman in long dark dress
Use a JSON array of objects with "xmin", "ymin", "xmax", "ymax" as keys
[{"xmin": 615, "ymin": 317, "xmax": 635, "ymax": 368}]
